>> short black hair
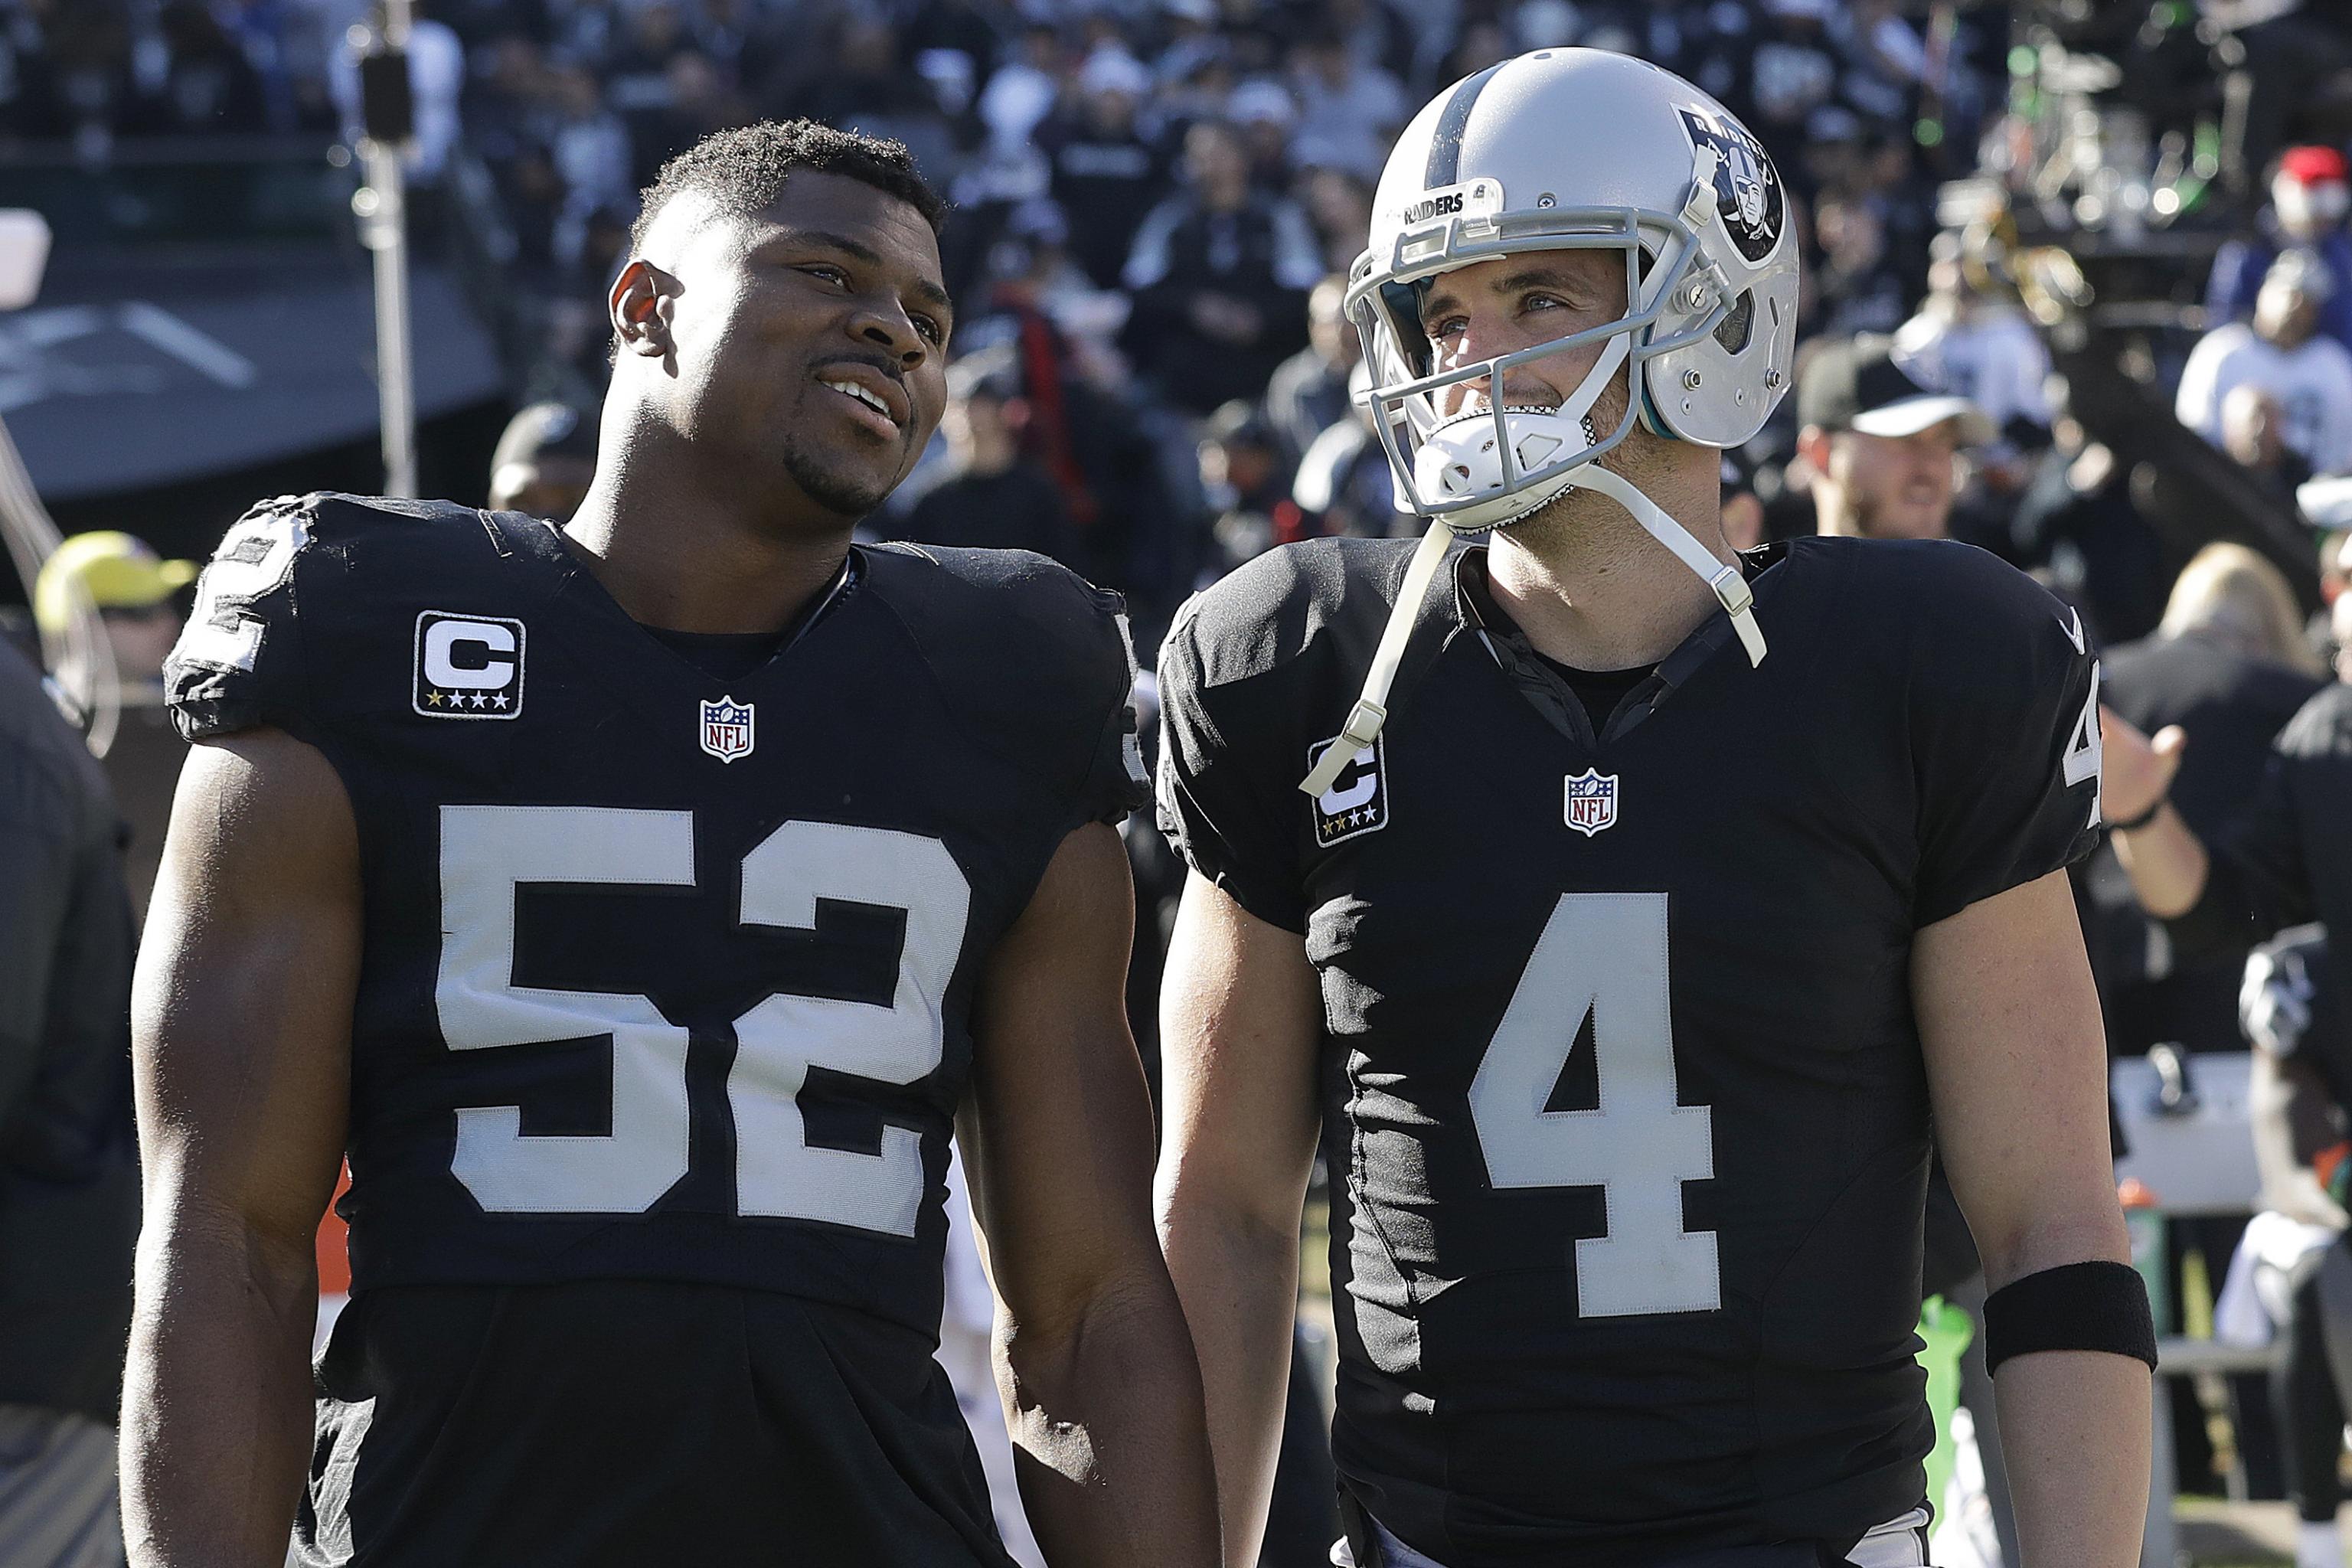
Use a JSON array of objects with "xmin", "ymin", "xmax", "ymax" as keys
[{"xmin": 629, "ymin": 119, "xmax": 947, "ymax": 255}]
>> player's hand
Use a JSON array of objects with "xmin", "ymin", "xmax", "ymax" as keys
[{"xmin": 2097, "ymin": 704, "xmax": 2184, "ymax": 825}]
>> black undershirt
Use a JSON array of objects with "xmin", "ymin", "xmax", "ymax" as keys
[
  {"xmin": 1534, "ymin": 653, "xmax": 1653, "ymax": 735},
  {"xmin": 642, "ymin": 626, "xmax": 793, "ymax": 682},
  {"xmin": 633, "ymin": 557, "xmax": 857, "ymax": 682}
]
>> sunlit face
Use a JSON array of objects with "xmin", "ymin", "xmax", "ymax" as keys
[
  {"xmin": 1415, "ymin": 248, "xmax": 1632, "ymax": 433},
  {"xmin": 1825, "ymin": 422, "xmax": 1961, "ymax": 540},
  {"xmin": 626, "ymin": 172, "xmax": 953, "ymax": 522},
  {"xmin": 2256, "ymin": 276, "xmax": 2321, "ymax": 348}
]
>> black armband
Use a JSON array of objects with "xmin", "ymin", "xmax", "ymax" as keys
[{"xmin": 1981, "ymin": 1259, "xmax": 2158, "ymax": 1374}]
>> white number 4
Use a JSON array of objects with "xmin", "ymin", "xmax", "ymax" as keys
[
  {"xmin": 2065, "ymin": 663, "xmax": 2104, "ymax": 830},
  {"xmin": 1469, "ymin": 892, "xmax": 1720, "ymax": 1318}
]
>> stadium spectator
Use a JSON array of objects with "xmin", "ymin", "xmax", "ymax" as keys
[
  {"xmin": 544, "ymin": 62, "xmax": 637, "ymax": 274},
  {"xmin": 488, "ymin": 402, "xmax": 599, "ymax": 522},
  {"xmin": 2092, "ymin": 544, "xmax": 2330, "ymax": 1059},
  {"xmin": 1720, "ymin": 449, "xmax": 1769, "ymax": 552},
  {"xmin": 1297, "ymin": 165, "xmax": 1373, "ymax": 273},
  {"xmin": 1194, "ymin": 399, "xmax": 1298, "ymax": 576},
  {"xmin": 2009, "ymin": 375, "xmax": 2170, "ymax": 645},
  {"xmin": 1808, "ymin": 194, "xmax": 1913, "ymax": 338},
  {"xmin": 974, "ymin": 21, "xmax": 1062, "ymax": 163},
  {"xmin": 2100, "ymin": 623, "xmax": 2352, "ymax": 1125},
  {"xmin": 1695, "ymin": 0, "xmax": 1841, "ymax": 172},
  {"xmin": 1262, "ymin": 275, "xmax": 1357, "ymax": 473},
  {"xmin": 145, "ymin": 2, "xmax": 270, "ymax": 136},
  {"xmin": 2209, "ymin": 146, "xmax": 2352, "ymax": 358},
  {"xmin": 2233, "ymin": 922, "xmax": 2352, "ymax": 1568},
  {"xmin": 33, "ymin": 533, "xmax": 198, "ymax": 919},
  {"xmin": 1290, "ymin": 364, "xmax": 1406, "ymax": 543},
  {"xmin": 1039, "ymin": 50, "xmax": 1169, "ymax": 293},
  {"xmin": 1793, "ymin": 334, "xmax": 1994, "ymax": 540},
  {"xmin": 2223, "ymin": 384, "xmax": 2318, "ymax": 508},
  {"xmin": 2178, "ymin": 249, "xmax": 2352, "ymax": 481},
  {"xmin": 1122, "ymin": 118, "xmax": 1321, "ymax": 415},
  {"xmin": 1892, "ymin": 236, "xmax": 2053, "ymax": 449},
  {"xmin": 325, "ymin": 1, "xmax": 465, "ymax": 178},
  {"xmin": 891, "ymin": 351, "xmax": 1078, "ymax": 567},
  {"xmin": 0, "ymin": 633, "xmax": 139, "ymax": 1568},
  {"xmin": 1285, "ymin": 26, "xmax": 1406, "ymax": 185}
]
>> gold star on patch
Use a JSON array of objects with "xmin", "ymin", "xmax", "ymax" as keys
[{"xmin": 425, "ymin": 691, "xmax": 444, "ymax": 707}]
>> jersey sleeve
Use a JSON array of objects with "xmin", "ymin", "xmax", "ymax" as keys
[
  {"xmin": 1070, "ymin": 584, "xmax": 1152, "ymax": 830},
  {"xmin": 1153, "ymin": 596, "xmax": 1309, "ymax": 933},
  {"xmin": 1908, "ymin": 548, "xmax": 2105, "ymax": 928},
  {"xmin": 163, "ymin": 494, "xmax": 323, "ymax": 743}
]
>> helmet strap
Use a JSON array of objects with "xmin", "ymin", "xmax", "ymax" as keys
[
  {"xmin": 1297, "ymin": 518, "xmax": 1458, "ymax": 797},
  {"xmin": 1560, "ymin": 462, "xmax": 1766, "ymax": 666}
]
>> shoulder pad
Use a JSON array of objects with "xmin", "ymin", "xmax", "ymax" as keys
[
  {"xmin": 165, "ymin": 492, "xmax": 496, "ymax": 742},
  {"xmin": 1165, "ymin": 535, "xmax": 1422, "ymax": 689},
  {"xmin": 861, "ymin": 543, "xmax": 1140, "ymax": 805},
  {"xmin": 1803, "ymin": 536, "xmax": 2067, "ymax": 656}
]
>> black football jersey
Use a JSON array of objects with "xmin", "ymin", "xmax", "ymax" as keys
[
  {"xmin": 165, "ymin": 492, "xmax": 1144, "ymax": 1338},
  {"xmin": 1155, "ymin": 534, "xmax": 2102, "ymax": 1563}
]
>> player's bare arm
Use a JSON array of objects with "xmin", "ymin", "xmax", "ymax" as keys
[
  {"xmin": 1154, "ymin": 873, "xmax": 1323, "ymax": 1567},
  {"xmin": 959, "ymin": 822, "xmax": 1221, "ymax": 1567},
  {"xmin": 2098, "ymin": 704, "xmax": 2207, "ymax": 916},
  {"xmin": 122, "ymin": 730, "xmax": 359, "ymax": 1566},
  {"xmin": 1914, "ymin": 869, "xmax": 2151, "ymax": 1567}
]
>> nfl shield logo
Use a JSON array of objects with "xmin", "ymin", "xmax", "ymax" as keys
[
  {"xmin": 1563, "ymin": 768, "xmax": 1619, "ymax": 837},
  {"xmin": 698, "ymin": 695, "xmax": 756, "ymax": 763}
]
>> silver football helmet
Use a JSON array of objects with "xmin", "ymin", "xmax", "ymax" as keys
[{"xmin": 1301, "ymin": 49, "xmax": 1799, "ymax": 796}]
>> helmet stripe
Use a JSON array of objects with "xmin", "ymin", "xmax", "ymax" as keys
[{"xmin": 1423, "ymin": 62, "xmax": 1505, "ymax": 188}]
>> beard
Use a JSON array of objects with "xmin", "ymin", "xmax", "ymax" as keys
[
  {"xmin": 1848, "ymin": 483, "xmax": 1949, "ymax": 541},
  {"xmin": 778, "ymin": 426, "xmax": 903, "ymax": 519},
  {"xmin": 1491, "ymin": 364, "xmax": 1651, "ymax": 539}
]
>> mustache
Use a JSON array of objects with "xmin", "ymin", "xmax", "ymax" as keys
[{"xmin": 812, "ymin": 352, "xmax": 909, "ymax": 393}]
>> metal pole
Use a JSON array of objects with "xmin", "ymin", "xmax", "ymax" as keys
[{"xmin": 354, "ymin": 0, "xmax": 416, "ymax": 498}]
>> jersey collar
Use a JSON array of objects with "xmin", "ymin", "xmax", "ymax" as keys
[{"xmin": 1452, "ymin": 542, "xmax": 1788, "ymax": 747}]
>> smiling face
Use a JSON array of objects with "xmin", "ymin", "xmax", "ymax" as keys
[
  {"xmin": 616, "ymin": 170, "xmax": 952, "ymax": 524},
  {"xmin": 1415, "ymin": 247, "xmax": 1634, "ymax": 436},
  {"xmin": 1821, "ymin": 423, "xmax": 1960, "ymax": 539}
]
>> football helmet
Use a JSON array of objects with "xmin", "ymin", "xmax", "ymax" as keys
[{"xmin": 1301, "ymin": 49, "xmax": 1798, "ymax": 796}]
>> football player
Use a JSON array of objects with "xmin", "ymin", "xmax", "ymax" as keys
[
  {"xmin": 1152, "ymin": 51, "xmax": 2152, "ymax": 1568},
  {"xmin": 121, "ymin": 122, "xmax": 1219, "ymax": 1566}
]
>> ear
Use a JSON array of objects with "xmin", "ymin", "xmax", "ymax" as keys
[
  {"xmin": 1795, "ymin": 423, "xmax": 1832, "ymax": 475},
  {"xmin": 610, "ymin": 260, "xmax": 678, "ymax": 359}
]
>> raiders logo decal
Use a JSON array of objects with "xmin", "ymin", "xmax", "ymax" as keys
[{"xmin": 1677, "ymin": 106, "xmax": 1782, "ymax": 264}]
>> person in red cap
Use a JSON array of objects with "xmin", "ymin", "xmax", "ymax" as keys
[{"xmin": 2209, "ymin": 145, "xmax": 2352, "ymax": 358}]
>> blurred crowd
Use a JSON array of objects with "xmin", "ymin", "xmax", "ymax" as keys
[{"xmin": 0, "ymin": 0, "xmax": 2028, "ymax": 632}]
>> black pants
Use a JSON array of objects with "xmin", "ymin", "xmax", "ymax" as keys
[
  {"xmin": 297, "ymin": 1280, "xmax": 1011, "ymax": 1566},
  {"xmin": 2277, "ymin": 1249, "xmax": 2349, "ymax": 1524}
]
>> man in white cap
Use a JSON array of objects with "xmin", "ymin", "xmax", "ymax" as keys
[
  {"xmin": 1794, "ymin": 334, "xmax": 1995, "ymax": 541},
  {"xmin": 2179, "ymin": 247, "xmax": 2352, "ymax": 480},
  {"xmin": 2209, "ymin": 145, "xmax": 2352, "ymax": 357}
]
